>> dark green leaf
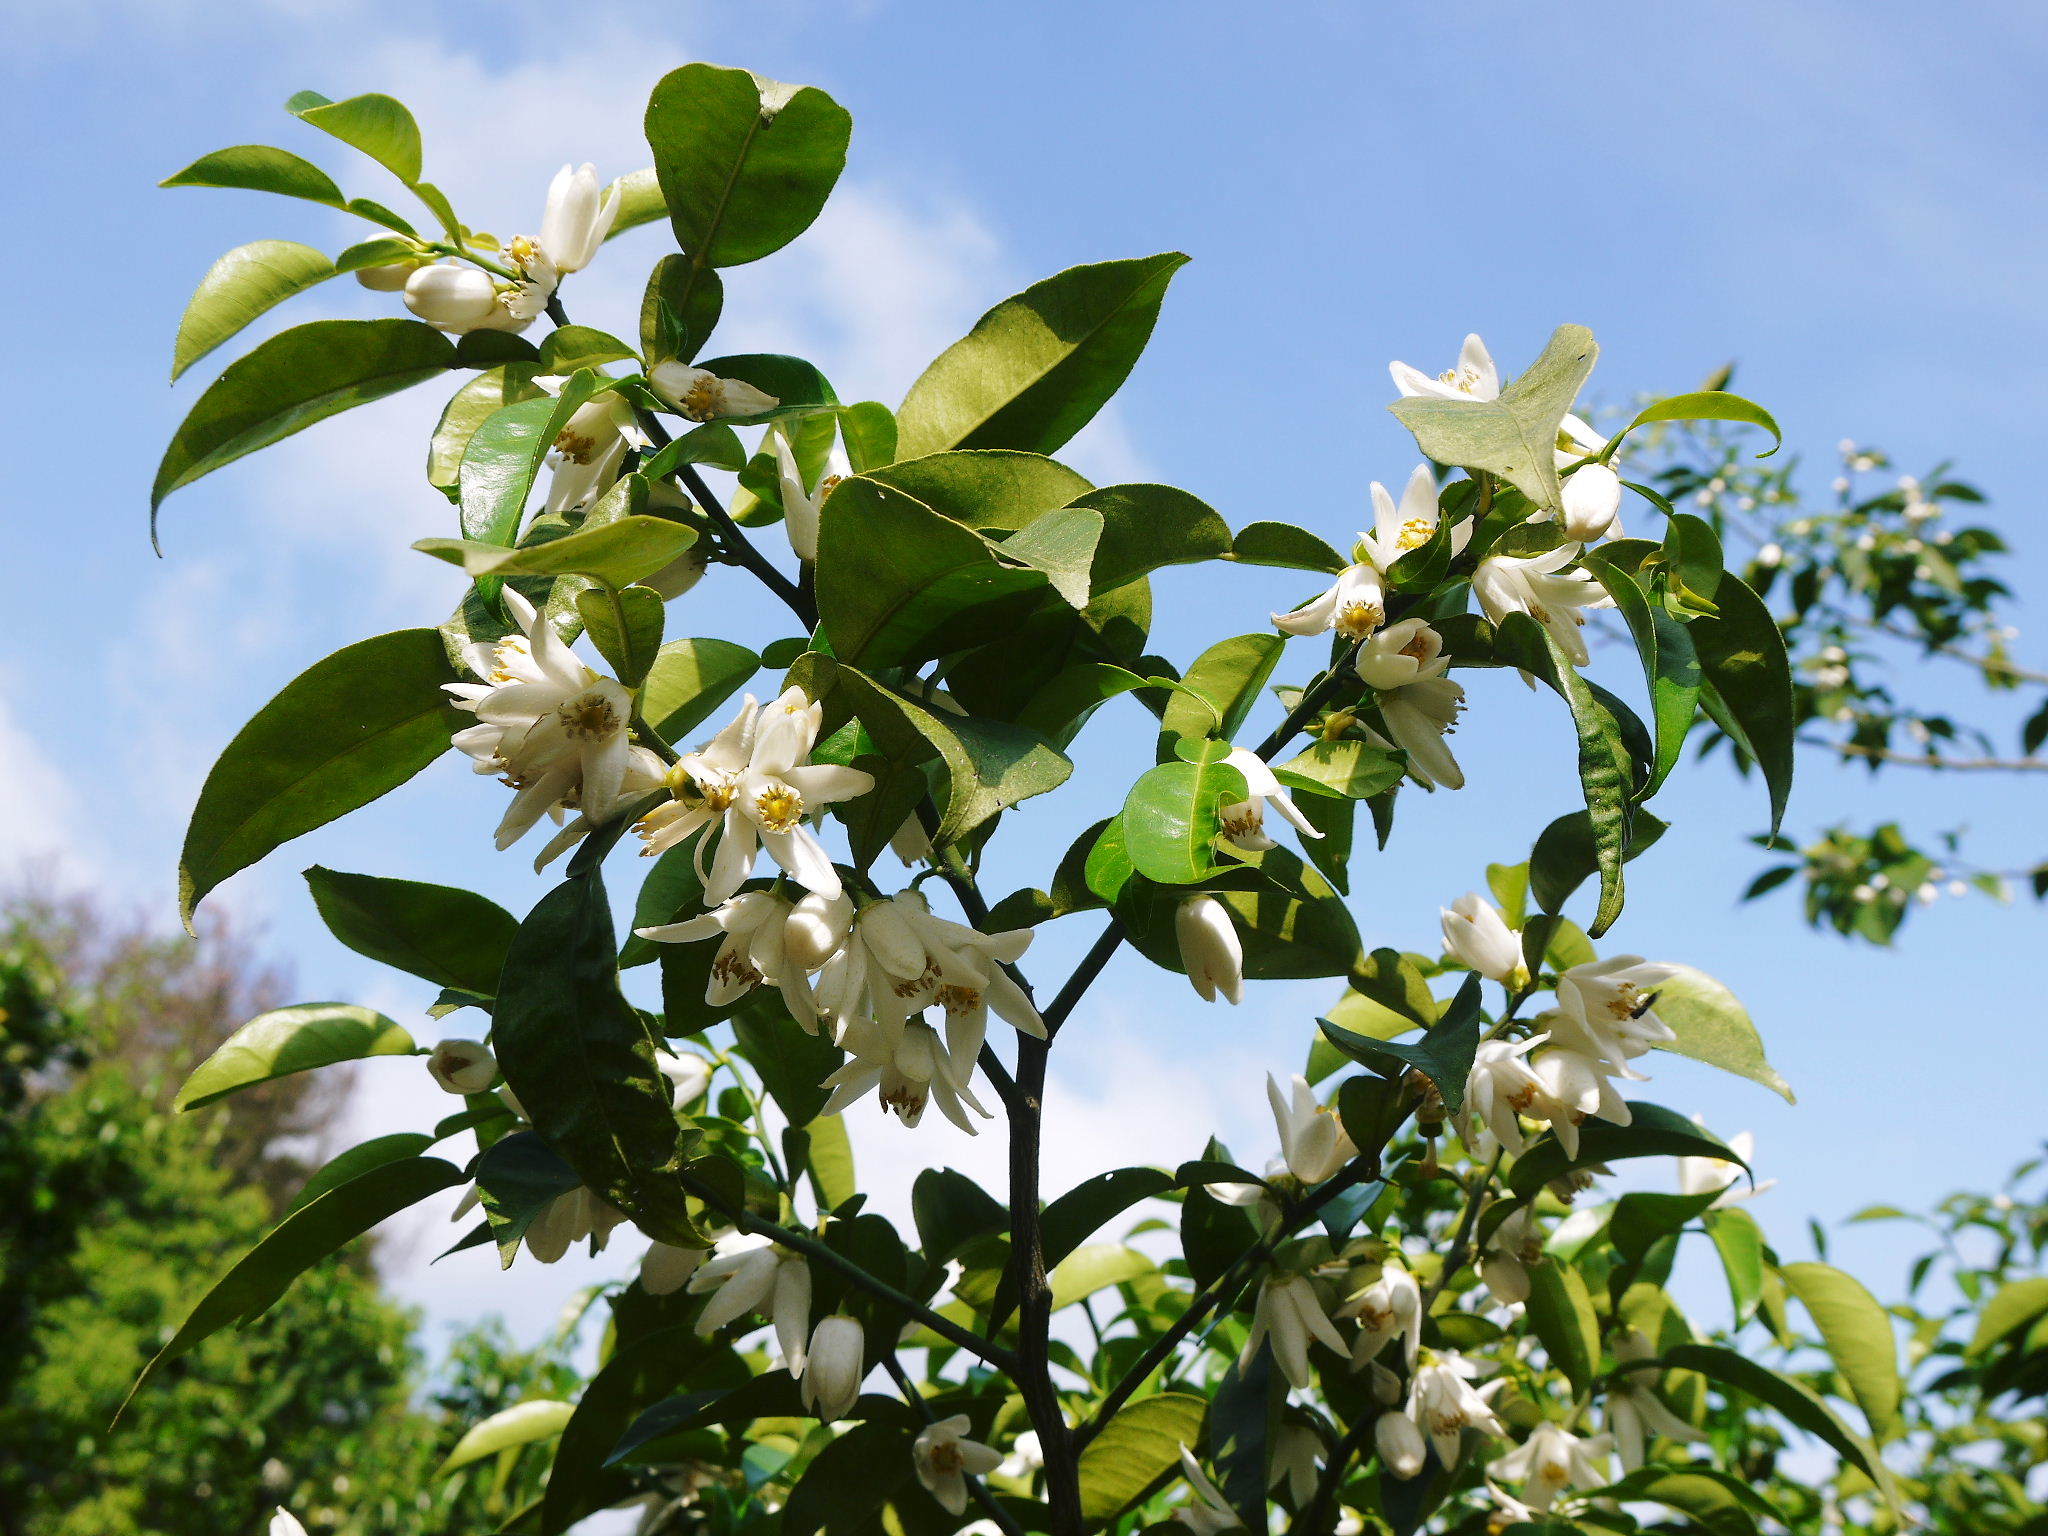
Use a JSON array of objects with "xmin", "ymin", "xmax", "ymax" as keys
[
  {"xmin": 1507, "ymin": 1103, "xmax": 1747, "ymax": 1198},
  {"xmin": 1524, "ymin": 1259, "xmax": 1600, "ymax": 1392},
  {"xmin": 578, "ymin": 584, "xmax": 666, "ymax": 688},
  {"xmin": 303, "ymin": 865, "xmax": 517, "ymax": 996},
  {"xmin": 1318, "ymin": 973, "xmax": 1481, "ymax": 1115},
  {"xmin": 1689, "ymin": 572, "xmax": 1796, "ymax": 833},
  {"xmin": 1227, "ymin": 521, "xmax": 1348, "ymax": 574},
  {"xmin": 637, "ymin": 637, "xmax": 760, "ymax": 744}
]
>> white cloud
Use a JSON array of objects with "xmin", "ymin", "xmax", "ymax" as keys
[{"xmin": 0, "ymin": 668, "xmax": 98, "ymax": 880}]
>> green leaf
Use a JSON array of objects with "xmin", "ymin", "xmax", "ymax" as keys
[
  {"xmin": 455, "ymin": 375, "xmax": 602, "ymax": 548},
  {"xmin": 418, "ymin": 515, "xmax": 697, "ymax": 590},
  {"xmin": 473, "ymin": 1130, "xmax": 584, "ymax": 1266},
  {"xmin": 1582, "ymin": 548, "xmax": 1701, "ymax": 799},
  {"xmin": 179, "ymin": 629, "xmax": 459, "ymax": 928},
  {"xmin": 428, "ymin": 364, "xmax": 542, "ymax": 496},
  {"xmin": 637, "ymin": 638, "xmax": 760, "ymax": 743},
  {"xmin": 289, "ymin": 91, "xmax": 424, "ymax": 184},
  {"xmin": 1507, "ymin": 1103, "xmax": 1747, "ymax": 1199},
  {"xmin": 1611, "ymin": 390, "xmax": 1782, "ymax": 458},
  {"xmin": 161, "ymin": 143, "xmax": 345, "ymax": 204},
  {"xmin": 171, "ymin": 240, "xmax": 337, "ymax": 382},
  {"xmin": 577, "ymin": 585, "xmax": 666, "ymax": 689},
  {"xmin": 645, "ymin": 64, "xmax": 851, "ymax": 265},
  {"xmin": 803, "ymin": 1112, "xmax": 857, "ymax": 1211},
  {"xmin": 438, "ymin": 1400, "xmax": 575, "ymax": 1476},
  {"xmin": 1205, "ymin": 847, "xmax": 1363, "ymax": 981},
  {"xmin": 303, "ymin": 866, "xmax": 517, "ymax": 996},
  {"xmin": 1274, "ymin": 740, "xmax": 1405, "ymax": 800},
  {"xmin": 538, "ymin": 325, "xmax": 639, "ymax": 374},
  {"xmin": 1227, "ymin": 520, "xmax": 1348, "ymax": 574},
  {"xmin": 912, "ymin": 1167, "xmax": 1009, "ymax": 1267},
  {"xmin": 1651, "ymin": 964, "xmax": 1795, "ymax": 1102},
  {"xmin": 153, "ymin": 319, "xmax": 457, "ymax": 531},
  {"xmin": 1389, "ymin": 324, "xmax": 1598, "ymax": 511},
  {"xmin": 120, "ymin": 1157, "xmax": 463, "ymax": 1418},
  {"xmin": 1163, "ymin": 633, "xmax": 1286, "ymax": 742},
  {"xmin": 896, "ymin": 253, "xmax": 1190, "ymax": 459},
  {"xmin": 1657, "ymin": 1343, "xmax": 1896, "ymax": 1499},
  {"xmin": 494, "ymin": 874, "xmax": 699, "ymax": 1245},
  {"xmin": 865, "ymin": 448, "xmax": 1094, "ymax": 531},
  {"xmin": 1705, "ymin": 1207, "xmax": 1767, "ymax": 1326},
  {"xmin": 1594, "ymin": 1467, "xmax": 1780, "ymax": 1536},
  {"xmin": 731, "ymin": 991, "xmax": 841, "ymax": 1129},
  {"xmin": 640, "ymin": 254, "xmax": 723, "ymax": 366},
  {"xmin": 1072, "ymin": 483, "xmax": 1234, "ymax": 592},
  {"xmin": 175, "ymin": 1002, "xmax": 414, "ymax": 1111},
  {"xmin": 1689, "ymin": 571, "xmax": 1796, "ymax": 833},
  {"xmin": 1971, "ymin": 1278, "xmax": 2048, "ymax": 1355},
  {"xmin": 782, "ymin": 1420, "xmax": 916, "ymax": 1536},
  {"xmin": 1780, "ymin": 1261, "xmax": 1903, "ymax": 1439},
  {"xmin": 1318, "ymin": 973, "xmax": 1482, "ymax": 1115},
  {"xmin": 1345, "ymin": 948, "xmax": 1441, "ymax": 1029},
  {"xmin": 286, "ymin": 1132, "xmax": 437, "ymax": 1216},
  {"xmin": 1527, "ymin": 808, "xmax": 1666, "ymax": 923},
  {"xmin": 1077, "ymin": 1391, "xmax": 1208, "ymax": 1521},
  {"xmin": 1051, "ymin": 1243, "xmax": 1155, "ymax": 1309},
  {"xmin": 1121, "ymin": 743, "xmax": 1251, "ymax": 884},
  {"xmin": 1001, "ymin": 504, "xmax": 1104, "ymax": 606},
  {"xmin": 1524, "ymin": 1259, "xmax": 1601, "ymax": 1392},
  {"xmin": 604, "ymin": 166, "xmax": 667, "ymax": 239},
  {"xmin": 816, "ymin": 477, "xmax": 1049, "ymax": 667}
]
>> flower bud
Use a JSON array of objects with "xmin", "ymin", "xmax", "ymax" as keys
[
  {"xmin": 538, "ymin": 162, "xmax": 621, "ymax": 275},
  {"xmin": 801, "ymin": 1314, "xmax": 865, "ymax": 1421},
  {"xmin": 1175, "ymin": 895, "xmax": 1244, "ymax": 1004},
  {"xmin": 784, "ymin": 890, "xmax": 854, "ymax": 970},
  {"xmin": 403, "ymin": 264, "xmax": 499, "ymax": 328},
  {"xmin": 657, "ymin": 1048, "xmax": 713, "ymax": 1105},
  {"xmin": 1356, "ymin": 618, "xmax": 1448, "ymax": 692},
  {"xmin": 1439, "ymin": 893, "xmax": 1524, "ymax": 984},
  {"xmin": 1376, "ymin": 1411, "xmax": 1426, "ymax": 1479},
  {"xmin": 355, "ymin": 258, "xmax": 424, "ymax": 291},
  {"xmin": 427, "ymin": 1038, "xmax": 497, "ymax": 1094},
  {"xmin": 642, "ymin": 547, "xmax": 708, "ymax": 600},
  {"xmin": 640, "ymin": 1241, "xmax": 706, "ymax": 1296},
  {"xmin": 1561, "ymin": 461, "xmax": 1624, "ymax": 542}
]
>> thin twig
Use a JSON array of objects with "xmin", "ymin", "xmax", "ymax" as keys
[{"xmin": 1800, "ymin": 735, "xmax": 2048, "ymax": 772}]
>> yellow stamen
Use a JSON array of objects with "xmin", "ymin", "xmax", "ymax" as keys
[
  {"xmin": 1335, "ymin": 601, "xmax": 1384, "ymax": 639},
  {"xmin": 557, "ymin": 691, "xmax": 621, "ymax": 740},
  {"xmin": 754, "ymin": 783, "xmax": 804, "ymax": 832}
]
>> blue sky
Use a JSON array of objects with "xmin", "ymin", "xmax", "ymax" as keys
[{"xmin": 5, "ymin": 0, "xmax": 2045, "ymax": 1353}]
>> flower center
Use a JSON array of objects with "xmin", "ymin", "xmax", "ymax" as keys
[
  {"xmin": 1335, "ymin": 600, "xmax": 1384, "ymax": 639},
  {"xmin": 711, "ymin": 948, "xmax": 763, "ymax": 990},
  {"xmin": 557, "ymin": 691, "xmax": 620, "ymax": 740},
  {"xmin": 754, "ymin": 782, "xmax": 804, "ymax": 832},
  {"xmin": 1400, "ymin": 633, "xmax": 1433, "ymax": 662},
  {"xmin": 508, "ymin": 235, "xmax": 542, "ymax": 273},
  {"xmin": 1438, "ymin": 367, "xmax": 1484, "ymax": 395},
  {"xmin": 929, "ymin": 1442, "xmax": 966, "ymax": 1474},
  {"xmin": 1221, "ymin": 802, "xmax": 1266, "ymax": 840},
  {"xmin": 555, "ymin": 426, "xmax": 601, "ymax": 464},
  {"xmin": 1398, "ymin": 517, "xmax": 1434, "ymax": 550},
  {"xmin": 677, "ymin": 375, "xmax": 724, "ymax": 422},
  {"xmin": 487, "ymin": 636, "xmax": 531, "ymax": 683},
  {"xmin": 935, "ymin": 983, "xmax": 981, "ymax": 1015},
  {"xmin": 1606, "ymin": 982, "xmax": 1645, "ymax": 1020},
  {"xmin": 881, "ymin": 1079, "xmax": 928, "ymax": 1120}
]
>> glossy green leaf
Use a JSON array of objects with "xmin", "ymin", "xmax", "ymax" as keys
[
  {"xmin": 1705, "ymin": 1207, "xmax": 1767, "ymax": 1326},
  {"xmin": 170, "ymin": 240, "xmax": 337, "ymax": 382},
  {"xmin": 121, "ymin": 1157, "xmax": 463, "ymax": 1417},
  {"xmin": 1508, "ymin": 1103, "xmax": 1747, "ymax": 1198},
  {"xmin": 161, "ymin": 143, "xmax": 345, "ymax": 204},
  {"xmin": 179, "ymin": 628, "xmax": 460, "ymax": 928},
  {"xmin": 1078, "ymin": 1391, "xmax": 1208, "ymax": 1521},
  {"xmin": 1527, "ymin": 808, "xmax": 1666, "ymax": 922},
  {"xmin": 1524, "ymin": 1259, "xmax": 1601, "ymax": 1393},
  {"xmin": 1582, "ymin": 547, "xmax": 1701, "ymax": 799},
  {"xmin": 816, "ymin": 477, "xmax": 1049, "ymax": 667},
  {"xmin": 1346, "ymin": 948, "xmax": 1442, "ymax": 1028},
  {"xmin": 1227, "ymin": 520, "xmax": 1348, "ymax": 574},
  {"xmin": 289, "ymin": 91, "xmax": 424, "ymax": 184},
  {"xmin": 640, "ymin": 253, "xmax": 724, "ymax": 366},
  {"xmin": 1595, "ymin": 1467, "xmax": 1780, "ymax": 1536},
  {"xmin": 1208, "ymin": 847, "xmax": 1363, "ymax": 981},
  {"xmin": 1652, "ymin": 964, "xmax": 1795, "ymax": 1102},
  {"xmin": 604, "ymin": 166, "xmax": 667, "ymax": 239},
  {"xmin": 1388, "ymin": 324, "xmax": 1597, "ymax": 511},
  {"xmin": 731, "ymin": 991, "xmax": 841, "ymax": 1129},
  {"xmin": 286, "ymin": 1132, "xmax": 436, "ymax": 1216},
  {"xmin": 637, "ymin": 638, "xmax": 760, "ymax": 743},
  {"xmin": 803, "ymin": 1112, "xmax": 857, "ymax": 1211},
  {"xmin": 153, "ymin": 319, "xmax": 456, "ymax": 530},
  {"xmin": 417, "ymin": 515, "xmax": 697, "ymax": 590},
  {"xmin": 473, "ymin": 1130, "xmax": 583, "ymax": 1266},
  {"xmin": 1611, "ymin": 390, "xmax": 1782, "ymax": 458},
  {"xmin": 1072, "ymin": 483, "xmax": 1234, "ymax": 591},
  {"xmin": 455, "ymin": 374, "xmax": 601, "ymax": 547},
  {"xmin": 1121, "ymin": 743, "xmax": 1251, "ymax": 884},
  {"xmin": 538, "ymin": 326, "xmax": 638, "ymax": 374},
  {"xmin": 1657, "ymin": 1343, "xmax": 1895, "ymax": 1500},
  {"xmin": 438, "ymin": 1400, "xmax": 575, "ymax": 1475},
  {"xmin": 1689, "ymin": 571, "xmax": 1796, "ymax": 833},
  {"xmin": 428, "ymin": 364, "xmax": 542, "ymax": 496},
  {"xmin": 577, "ymin": 584, "xmax": 666, "ymax": 688},
  {"xmin": 645, "ymin": 64, "xmax": 851, "ymax": 265},
  {"xmin": 494, "ymin": 874, "xmax": 699, "ymax": 1246},
  {"xmin": 1163, "ymin": 633, "xmax": 1286, "ymax": 742},
  {"xmin": 782, "ymin": 1420, "xmax": 916, "ymax": 1536},
  {"xmin": 1051, "ymin": 1243, "xmax": 1155, "ymax": 1309},
  {"xmin": 1319, "ymin": 974, "xmax": 1482, "ymax": 1115},
  {"xmin": 1274, "ymin": 740, "xmax": 1405, "ymax": 800},
  {"xmin": 896, "ymin": 253, "xmax": 1189, "ymax": 459},
  {"xmin": 865, "ymin": 448, "xmax": 1094, "ymax": 531},
  {"xmin": 175, "ymin": 1002, "xmax": 414, "ymax": 1111},
  {"xmin": 1781, "ymin": 1261, "xmax": 1903, "ymax": 1439},
  {"xmin": 303, "ymin": 865, "xmax": 517, "ymax": 996}
]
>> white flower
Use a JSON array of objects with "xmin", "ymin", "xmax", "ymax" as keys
[
  {"xmin": 1605, "ymin": 1330, "xmax": 1709, "ymax": 1470},
  {"xmin": 689, "ymin": 1232, "xmax": 813, "ymax": 1374},
  {"xmin": 535, "ymin": 380, "xmax": 648, "ymax": 517},
  {"xmin": 997, "ymin": 1429, "xmax": 1043, "ymax": 1480},
  {"xmin": 1550, "ymin": 956, "xmax": 1680, "ymax": 1076},
  {"xmin": 1404, "ymin": 1352, "xmax": 1507, "ymax": 1468},
  {"xmin": 1272, "ymin": 561, "xmax": 1388, "ymax": 641},
  {"xmin": 1555, "ymin": 415, "xmax": 1625, "ymax": 543},
  {"xmin": 1171, "ymin": 1447, "xmax": 1240, "ymax": 1536},
  {"xmin": 270, "ymin": 1512, "xmax": 308, "ymax": 1536},
  {"xmin": 1357, "ymin": 464, "xmax": 1472, "ymax": 570},
  {"xmin": 527, "ymin": 745, "xmax": 670, "ymax": 872},
  {"xmin": 403, "ymin": 263, "xmax": 500, "ymax": 329},
  {"xmin": 1176, "ymin": 895, "xmax": 1245, "ymax": 1004},
  {"xmin": 1491, "ymin": 1422, "xmax": 1613, "ymax": 1514},
  {"xmin": 819, "ymin": 1015, "xmax": 991, "ymax": 1134},
  {"xmin": 1677, "ymin": 1125, "xmax": 1774, "ymax": 1205},
  {"xmin": 538, "ymin": 162, "xmax": 621, "ymax": 274},
  {"xmin": 657, "ymin": 1048, "xmax": 714, "ymax": 1106},
  {"xmin": 1378, "ymin": 677, "xmax": 1466, "ymax": 790},
  {"xmin": 1340, "ymin": 1260, "xmax": 1422, "ymax": 1371},
  {"xmin": 1459, "ymin": 1035, "xmax": 1562, "ymax": 1157},
  {"xmin": 912, "ymin": 1415, "xmax": 1002, "ymax": 1516},
  {"xmin": 650, "ymin": 362, "xmax": 780, "ymax": 422},
  {"xmin": 1439, "ymin": 893, "xmax": 1525, "ymax": 985},
  {"xmin": 638, "ymin": 890, "xmax": 826, "ymax": 1025},
  {"xmin": 1242, "ymin": 1272, "xmax": 1348, "ymax": 1390},
  {"xmin": 1355, "ymin": 618, "xmax": 1449, "ymax": 692},
  {"xmin": 1479, "ymin": 1206, "xmax": 1541, "ymax": 1307},
  {"xmin": 1472, "ymin": 547, "xmax": 1609, "ymax": 667},
  {"xmin": 635, "ymin": 689, "xmax": 874, "ymax": 906},
  {"xmin": 526, "ymin": 1186, "xmax": 626, "ymax": 1264},
  {"xmin": 426, "ymin": 1038, "xmax": 496, "ymax": 1095},
  {"xmin": 811, "ymin": 891, "xmax": 1039, "ymax": 1059},
  {"xmin": 800, "ymin": 1314, "xmax": 865, "ymax": 1420},
  {"xmin": 1269, "ymin": 1422, "xmax": 1324, "ymax": 1505},
  {"xmin": 1267, "ymin": 1072, "xmax": 1357, "ymax": 1184},
  {"xmin": 1390, "ymin": 333, "xmax": 1500, "ymax": 401},
  {"xmin": 1218, "ymin": 747, "xmax": 1323, "ymax": 852},
  {"xmin": 444, "ymin": 589, "xmax": 638, "ymax": 850},
  {"xmin": 1375, "ymin": 1410, "xmax": 1427, "ymax": 1480},
  {"xmin": 640, "ymin": 1241, "xmax": 706, "ymax": 1296},
  {"xmin": 1532, "ymin": 1046, "xmax": 1634, "ymax": 1159},
  {"xmin": 772, "ymin": 426, "xmax": 850, "ymax": 563}
]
